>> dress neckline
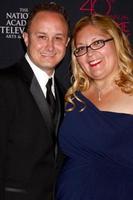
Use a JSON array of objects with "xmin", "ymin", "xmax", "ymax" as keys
[{"xmin": 78, "ymin": 91, "xmax": 133, "ymax": 117}]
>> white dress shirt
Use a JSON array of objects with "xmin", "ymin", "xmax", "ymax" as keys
[{"xmin": 25, "ymin": 53, "xmax": 55, "ymax": 97}]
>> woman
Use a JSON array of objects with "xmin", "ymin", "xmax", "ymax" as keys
[{"xmin": 56, "ymin": 13, "xmax": 133, "ymax": 200}]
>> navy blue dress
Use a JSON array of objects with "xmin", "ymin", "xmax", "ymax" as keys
[{"xmin": 56, "ymin": 92, "xmax": 133, "ymax": 200}]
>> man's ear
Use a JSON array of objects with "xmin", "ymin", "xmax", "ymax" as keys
[
  {"xmin": 22, "ymin": 32, "xmax": 29, "ymax": 47},
  {"xmin": 66, "ymin": 37, "xmax": 70, "ymax": 47}
]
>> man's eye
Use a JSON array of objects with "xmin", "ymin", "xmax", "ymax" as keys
[
  {"xmin": 38, "ymin": 35, "xmax": 47, "ymax": 39},
  {"xmin": 55, "ymin": 36, "xmax": 64, "ymax": 41}
]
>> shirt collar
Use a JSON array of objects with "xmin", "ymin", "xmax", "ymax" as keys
[{"xmin": 25, "ymin": 53, "xmax": 55, "ymax": 96}]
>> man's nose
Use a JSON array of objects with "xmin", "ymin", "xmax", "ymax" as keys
[{"xmin": 46, "ymin": 39, "xmax": 54, "ymax": 51}]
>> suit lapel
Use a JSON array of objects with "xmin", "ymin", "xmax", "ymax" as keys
[
  {"xmin": 16, "ymin": 57, "xmax": 64, "ymax": 136},
  {"xmin": 17, "ymin": 57, "xmax": 54, "ymax": 133},
  {"xmin": 54, "ymin": 79, "xmax": 64, "ymax": 136},
  {"xmin": 30, "ymin": 75, "xmax": 54, "ymax": 133},
  {"xmin": 54, "ymin": 85, "xmax": 61, "ymax": 135}
]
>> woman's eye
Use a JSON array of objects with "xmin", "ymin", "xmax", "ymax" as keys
[
  {"xmin": 77, "ymin": 46, "xmax": 86, "ymax": 52},
  {"xmin": 93, "ymin": 40, "xmax": 103, "ymax": 45}
]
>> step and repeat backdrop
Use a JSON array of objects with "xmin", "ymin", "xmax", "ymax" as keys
[{"xmin": 0, "ymin": 0, "xmax": 132, "ymax": 88}]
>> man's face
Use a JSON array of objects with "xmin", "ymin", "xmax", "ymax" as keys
[{"xmin": 23, "ymin": 11, "xmax": 69, "ymax": 75}]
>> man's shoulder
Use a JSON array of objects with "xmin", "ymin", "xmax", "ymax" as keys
[
  {"xmin": 0, "ymin": 58, "xmax": 22, "ymax": 74},
  {"xmin": 0, "ymin": 58, "xmax": 26, "ymax": 87},
  {"xmin": 0, "ymin": 57, "xmax": 28, "ymax": 80},
  {"xmin": 0, "ymin": 65, "xmax": 17, "ymax": 80},
  {"xmin": 55, "ymin": 78, "xmax": 66, "ymax": 97}
]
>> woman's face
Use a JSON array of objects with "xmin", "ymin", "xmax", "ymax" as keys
[{"xmin": 75, "ymin": 25, "xmax": 119, "ymax": 81}]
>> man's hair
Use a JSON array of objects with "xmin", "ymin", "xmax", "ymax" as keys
[{"xmin": 24, "ymin": 1, "xmax": 69, "ymax": 32}]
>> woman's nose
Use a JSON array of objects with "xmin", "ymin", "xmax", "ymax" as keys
[{"xmin": 86, "ymin": 47, "xmax": 95, "ymax": 56}]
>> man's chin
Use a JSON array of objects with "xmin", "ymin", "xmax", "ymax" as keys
[
  {"xmin": 38, "ymin": 64, "xmax": 56, "ymax": 74},
  {"xmin": 42, "ymin": 61, "xmax": 59, "ymax": 68},
  {"xmin": 42, "ymin": 64, "xmax": 55, "ymax": 69}
]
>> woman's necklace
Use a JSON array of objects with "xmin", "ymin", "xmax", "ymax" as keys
[
  {"xmin": 93, "ymin": 82, "xmax": 115, "ymax": 102},
  {"xmin": 97, "ymin": 89, "xmax": 102, "ymax": 101}
]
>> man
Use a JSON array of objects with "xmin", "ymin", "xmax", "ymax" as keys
[{"xmin": 0, "ymin": 2, "xmax": 70, "ymax": 200}]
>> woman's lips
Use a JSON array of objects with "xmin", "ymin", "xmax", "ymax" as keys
[{"xmin": 89, "ymin": 59, "xmax": 101, "ymax": 67}]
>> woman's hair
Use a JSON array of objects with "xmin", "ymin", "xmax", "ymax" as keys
[{"xmin": 66, "ymin": 13, "xmax": 133, "ymax": 111}]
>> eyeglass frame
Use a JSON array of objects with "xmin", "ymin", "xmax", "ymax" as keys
[{"xmin": 73, "ymin": 38, "xmax": 113, "ymax": 57}]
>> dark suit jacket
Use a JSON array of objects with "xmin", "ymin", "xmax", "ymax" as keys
[{"xmin": 0, "ymin": 57, "xmax": 64, "ymax": 200}]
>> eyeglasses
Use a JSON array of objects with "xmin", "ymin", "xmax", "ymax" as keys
[{"xmin": 73, "ymin": 38, "xmax": 113, "ymax": 57}]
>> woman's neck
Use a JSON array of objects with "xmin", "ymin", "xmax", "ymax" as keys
[{"xmin": 91, "ymin": 79, "xmax": 117, "ymax": 101}]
